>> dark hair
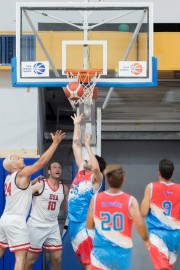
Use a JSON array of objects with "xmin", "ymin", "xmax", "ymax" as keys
[
  {"xmin": 48, "ymin": 161, "xmax": 61, "ymax": 170},
  {"xmin": 95, "ymin": 155, "xmax": 106, "ymax": 173},
  {"xmin": 159, "ymin": 159, "xmax": 174, "ymax": 180},
  {"xmin": 104, "ymin": 164, "xmax": 125, "ymax": 188}
]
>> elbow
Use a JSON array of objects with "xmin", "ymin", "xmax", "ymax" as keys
[
  {"xmin": 141, "ymin": 212, "xmax": 147, "ymax": 218},
  {"xmin": 86, "ymin": 221, "xmax": 94, "ymax": 230},
  {"xmin": 140, "ymin": 208, "xmax": 148, "ymax": 217}
]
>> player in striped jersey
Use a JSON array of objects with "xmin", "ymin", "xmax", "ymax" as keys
[
  {"xmin": 0, "ymin": 130, "xmax": 65, "ymax": 270},
  {"xmin": 68, "ymin": 113, "xmax": 106, "ymax": 270},
  {"xmin": 87, "ymin": 164, "xmax": 150, "ymax": 270},
  {"xmin": 25, "ymin": 161, "xmax": 68, "ymax": 270},
  {"xmin": 140, "ymin": 159, "xmax": 180, "ymax": 270}
]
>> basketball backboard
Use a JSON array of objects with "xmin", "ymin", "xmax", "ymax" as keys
[{"xmin": 12, "ymin": 1, "xmax": 157, "ymax": 88}]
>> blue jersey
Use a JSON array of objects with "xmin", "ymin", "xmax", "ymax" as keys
[{"xmin": 68, "ymin": 170, "xmax": 95, "ymax": 222}]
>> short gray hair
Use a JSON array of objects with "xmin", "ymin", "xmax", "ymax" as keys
[{"xmin": 3, "ymin": 155, "xmax": 12, "ymax": 171}]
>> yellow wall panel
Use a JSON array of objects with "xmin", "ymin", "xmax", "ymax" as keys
[
  {"xmin": 138, "ymin": 33, "xmax": 148, "ymax": 61},
  {"xmin": 36, "ymin": 31, "xmax": 137, "ymax": 70},
  {"xmin": 154, "ymin": 32, "xmax": 180, "ymax": 70},
  {"xmin": 1, "ymin": 31, "xmax": 180, "ymax": 71}
]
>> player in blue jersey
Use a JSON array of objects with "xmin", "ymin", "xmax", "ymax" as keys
[{"xmin": 68, "ymin": 113, "xmax": 106, "ymax": 270}]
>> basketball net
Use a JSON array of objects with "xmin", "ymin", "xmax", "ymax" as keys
[{"xmin": 64, "ymin": 69, "xmax": 102, "ymax": 106}]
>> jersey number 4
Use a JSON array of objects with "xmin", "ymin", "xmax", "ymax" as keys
[
  {"xmin": 4, "ymin": 182, "xmax": 11, "ymax": 197},
  {"xmin": 100, "ymin": 212, "xmax": 124, "ymax": 231}
]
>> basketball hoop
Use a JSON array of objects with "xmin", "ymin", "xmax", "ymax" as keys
[{"xmin": 64, "ymin": 69, "xmax": 102, "ymax": 105}]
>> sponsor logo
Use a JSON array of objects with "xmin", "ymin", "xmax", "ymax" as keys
[
  {"xmin": 33, "ymin": 62, "xmax": 46, "ymax": 75},
  {"xmin": 130, "ymin": 62, "xmax": 143, "ymax": 75}
]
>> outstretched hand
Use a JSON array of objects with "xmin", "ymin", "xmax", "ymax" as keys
[
  {"xmin": 31, "ymin": 175, "xmax": 44, "ymax": 185},
  {"xmin": 71, "ymin": 113, "xmax": 84, "ymax": 125},
  {"xmin": 50, "ymin": 130, "xmax": 66, "ymax": 144}
]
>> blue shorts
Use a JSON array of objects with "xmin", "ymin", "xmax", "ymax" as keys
[{"xmin": 91, "ymin": 246, "xmax": 132, "ymax": 270}]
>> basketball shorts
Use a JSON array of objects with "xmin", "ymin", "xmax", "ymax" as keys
[
  {"xmin": 91, "ymin": 246, "xmax": 132, "ymax": 270},
  {"xmin": 27, "ymin": 223, "xmax": 62, "ymax": 253},
  {"xmin": 149, "ymin": 230, "xmax": 180, "ymax": 270},
  {"xmin": 68, "ymin": 220, "xmax": 93, "ymax": 264},
  {"xmin": 0, "ymin": 214, "xmax": 30, "ymax": 252}
]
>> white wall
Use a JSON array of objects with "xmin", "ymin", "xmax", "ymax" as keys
[
  {"xmin": 0, "ymin": 71, "xmax": 39, "ymax": 154},
  {"xmin": 0, "ymin": 0, "xmax": 179, "ymax": 31}
]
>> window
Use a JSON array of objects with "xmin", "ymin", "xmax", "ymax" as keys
[{"xmin": 0, "ymin": 35, "xmax": 35, "ymax": 65}]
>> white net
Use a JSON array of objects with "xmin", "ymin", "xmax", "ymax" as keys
[{"xmin": 64, "ymin": 69, "xmax": 102, "ymax": 105}]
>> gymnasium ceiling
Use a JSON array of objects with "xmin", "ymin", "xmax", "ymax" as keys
[{"xmin": 44, "ymin": 78, "xmax": 180, "ymax": 141}]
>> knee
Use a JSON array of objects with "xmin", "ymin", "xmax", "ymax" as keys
[
  {"xmin": 52, "ymin": 255, "xmax": 61, "ymax": 265},
  {"xmin": 0, "ymin": 248, "xmax": 6, "ymax": 258},
  {"xmin": 50, "ymin": 252, "xmax": 62, "ymax": 266},
  {"xmin": 26, "ymin": 252, "xmax": 39, "ymax": 266}
]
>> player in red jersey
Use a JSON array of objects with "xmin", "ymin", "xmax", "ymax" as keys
[
  {"xmin": 140, "ymin": 159, "xmax": 180, "ymax": 270},
  {"xmin": 87, "ymin": 164, "xmax": 150, "ymax": 270}
]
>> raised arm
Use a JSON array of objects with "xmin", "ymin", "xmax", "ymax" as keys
[
  {"xmin": 129, "ymin": 197, "xmax": 151, "ymax": 249},
  {"xmin": 71, "ymin": 113, "xmax": 84, "ymax": 169},
  {"xmin": 86, "ymin": 196, "xmax": 95, "ymax": 229},
  {"xmin": 16, "ymin": 130, "xmax": 66, "ymax": 188},
  {"xmin": 140, "ymin": 184, "xmax": 151, "ymax": 217},
  {"xmin": 84, "ymin": 133, "xmax": 102, "ymax": 184}
]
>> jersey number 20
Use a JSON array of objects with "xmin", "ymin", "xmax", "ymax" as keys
[{"xmin": 100, "ymin": 212, "xmax": 124, "ymax": 231}]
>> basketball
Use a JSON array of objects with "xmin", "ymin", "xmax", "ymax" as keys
[{"xmin": 64, "ymin": 82, "xmax": 84, "ymax": 100}]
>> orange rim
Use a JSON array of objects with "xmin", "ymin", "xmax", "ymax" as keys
[{"xmin": 64, "ymin": 69, "xmax": 102, "ymax": 83}]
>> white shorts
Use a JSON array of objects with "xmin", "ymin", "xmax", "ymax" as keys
[
  {"xmin": 27, "ymin": 223, "xmax": 62, "ymax": 253},
  {"xmin": 0, "ymin": 214, "xmax": 30, "ymax": 252}
]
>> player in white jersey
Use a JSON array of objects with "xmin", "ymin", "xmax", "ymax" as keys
[
  {"xmin": 0, "ymin": 130, "xmax": 65, "ymax": 270},
  {"xmin": 25, "ymin": 161, "xmax": 68, "ymax": 270},
  {"xmin": 68, "ymin": 113, "xmax": 106, "ymax": 270}
]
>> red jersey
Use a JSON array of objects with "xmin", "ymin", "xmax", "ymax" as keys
[{"xmin": 93, "ymin": 191, "xmax": 133, "ymax": 248}]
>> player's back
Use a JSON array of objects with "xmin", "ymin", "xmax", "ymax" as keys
[
  {"xmin": 147, "ymin": 182, "xmax": 180, "ymax": 230},
  {"xmin": 93, "ymin": 191, "xmax": 133, "ymax": 249}
]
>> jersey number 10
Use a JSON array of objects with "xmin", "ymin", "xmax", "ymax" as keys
[{"xmin": 48, "ymin": 201, "xmax": 56, "ymax": 211}]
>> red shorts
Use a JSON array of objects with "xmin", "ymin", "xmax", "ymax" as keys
[
  {"xmin": 76, "ymin": 235, "xmax": 93, "ymax": 264},
  {"xmin": 69, "ymin": 221, "xmax": 93, "ymax": 265},
  {"xmin": 149, "ymin": 244, "xmax": 172, "ymax": 270}
]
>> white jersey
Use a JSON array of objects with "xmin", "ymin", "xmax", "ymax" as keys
[
  {"xmin": 3, "ymin": 171, "xmax": 32, "ymax": 217},
  {"xmin": 28, "ymin": 179, "xmax": 64, "ymax": 227}
]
